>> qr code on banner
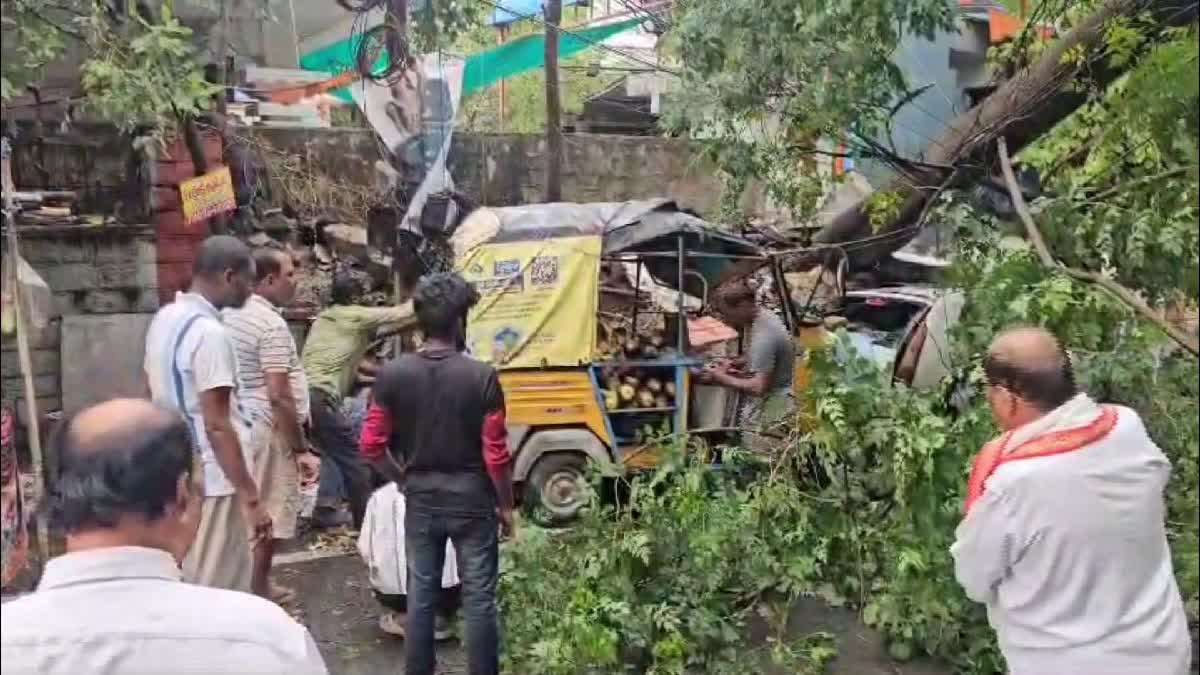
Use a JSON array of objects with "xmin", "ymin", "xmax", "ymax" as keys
[{"xmin": 529, "ymin": 256, "xmax": 559, "ymax": 286}]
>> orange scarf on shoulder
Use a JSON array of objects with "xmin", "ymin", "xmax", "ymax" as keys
[{"xmin": 964, "ymin": 405, "xmax": 1119, "ymax": 515}]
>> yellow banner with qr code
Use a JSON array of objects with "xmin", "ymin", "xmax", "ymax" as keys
[{"xmin": 457, "ymin": 235, "xmax": 601, "ymax": 369}]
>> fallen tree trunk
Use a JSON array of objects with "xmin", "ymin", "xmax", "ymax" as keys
[{"xmin": 814, "ymin": 0, "xmax": 1200, "ymax": 269}]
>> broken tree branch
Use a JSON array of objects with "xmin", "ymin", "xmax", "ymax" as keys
[
  {"xmin": 998, "ymin": 139, "xmax": 1056, "ymax": 267},
  {"xmin": 997, "ymin": 138, "xmax": 1199, "ymax": 357},
  {"xmin": 814, "ymin": 0, "xmax": 1200, "ymax": 270}
]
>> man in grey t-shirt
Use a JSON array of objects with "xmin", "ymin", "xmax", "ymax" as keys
[{"xmin": 702, "ymin": 281, "xmax": 797, "ymax": 452}]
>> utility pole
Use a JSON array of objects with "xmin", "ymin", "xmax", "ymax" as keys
[
  {"xmin": 386, "ymin": 0, "xmax": 408, "ymax": 66},
  {"xmin": 544, "ymin": 0, "xmax": 563, "ymax": 202},
  {"xmin": 498, "ymin": 24, "xmax": 509, "ymax": 132}
]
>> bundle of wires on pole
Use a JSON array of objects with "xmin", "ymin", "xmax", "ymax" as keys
[{"xmin": 336, "ymin": 0, "xmax": 415, "ymax": 84}]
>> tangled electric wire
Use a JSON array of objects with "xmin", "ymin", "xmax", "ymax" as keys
[{"xmin": 336, "ymin": 0, "xmax": 413, "ymax": 83}]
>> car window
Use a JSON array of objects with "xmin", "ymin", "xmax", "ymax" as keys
[{"xmin": 838, "ymin": 296, "xmax": 928, "ymax": 371}]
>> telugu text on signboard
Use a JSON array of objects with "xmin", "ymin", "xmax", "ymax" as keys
[{"xmin": 179, "ymin": 166, "xmax": 237, "ymax": 225}]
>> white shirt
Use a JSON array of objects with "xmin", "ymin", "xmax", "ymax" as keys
[
  {"xmin": 952, "ymin": 396, "xmax": 1192, "ymax": 675},
  {"xmin": 222, "ymin": 294, "xmax": 310, "ymax": 426},
  {"xmin": 358, "ymin": 483, "xmax": 458, "ymax": 595},
  {"xmin": 0, "ymin": 546, "xmax": 327, "ymax": 674},
  {"xmin": 144, "ymin": 292, "xmax": 253, "ymax": 497}
]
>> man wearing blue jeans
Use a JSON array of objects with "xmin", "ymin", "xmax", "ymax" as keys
[
  {"xmin": 359, "ymin": 272, "xmax": 515, "ymax": 675},
  {"xmin": 301, "ymin": 275, "xmax": 413, "ymax": 529}
]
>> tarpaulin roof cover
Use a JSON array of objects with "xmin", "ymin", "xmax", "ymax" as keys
[
  {"xmin": 463, "ymin": 17, "xmax": 642, "ymax": 96},
  {"xmin": 299, "ymin": 17, "xmax": 642, "ymax": 102},
  {"xmin": 472, "ymin": 200, "xmax": 757, "ymax": 254},
  {"xmin": 455, "ymin": 200, "xmax": 762, "ymax": 297}
]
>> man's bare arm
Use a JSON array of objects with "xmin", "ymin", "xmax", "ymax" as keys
[
  {"xmin": 197, "ymin": 387, "xmax": 259, "ymax": 499},
  {"xmin": 489, "ymin": 460, "xmax": 515, "ymax": 513},
  {"xmin": 264, "ymin": 371, "xmax": 306, "ymax": 453},
  {"xmin": 709, "ymin": 368, "xmax": 770, "ymax": 396}
]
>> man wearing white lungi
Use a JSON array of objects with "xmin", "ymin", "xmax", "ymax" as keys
[
  {"xmin": 359, "ymin": 483, "xmax": 461, "ymax": 639},
  {"xmin": 953, "ymin": 327, "xmax": 1191, "ymax": 675}
]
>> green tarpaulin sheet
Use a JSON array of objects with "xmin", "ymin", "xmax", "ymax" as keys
[{"xmin": 300, "ymin": 17, "xmax": 642, "ymax": 102}]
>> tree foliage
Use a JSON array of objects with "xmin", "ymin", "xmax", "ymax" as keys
[
  {"xmin": 453, "ymin": 9, "xmax": 616, "ymax": 135},
  {"xmin": 1020, "ymin": 28, "xmax": 1200, "ymax": 305},
  {"xmin": 499, "ymin": 9, "xmax": 1198, "ymax": 674},
  {"xmin": 0, "ymin": 0, "xmax": 71, "ymax": 100},
  {"xmin": 500, "ymin": 210, "xmax": 1198, "ymax": 674},
  {"xmin": 79, "ymin": 4, "xmax": 216, "ymax": 134},
  {"xmin": 1, "ymin": 1, "xmax": 215, "ymax": 136},
  {"xmin": 664, "ymin": 0, "xmax": 954, "ymax": 220}
]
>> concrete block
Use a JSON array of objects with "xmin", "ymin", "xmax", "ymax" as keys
[
  {"xmin": 92, "ymin": 261, "xmax": 156, "ymax": 290},
  {"xmin": 134, "ymin": 288, "xmax": 161, "ymax": 313},
  {"xmin": 81, "ymin": 289, "xmax": 135, "ymax": 314},
  {"xmin": 94, "ymin": 237, "xmax": 137, "ymax": 264},
  {"xmin": 134, "ymin": 238, "xmax": 158, "ymax": 265},
  {"xmin": 3, "ymin": 374, "xmax": 59, "ymax": 399},
  {"xmin": 44, "ymin": 263, "xmax": 98, "ymax": 292},
  {"xmin": 60, "ymin": 313, "xmax": 154, "ymax": 414},
  {"xmin": 136, "ymin": 262, "xmax": 158, "ymax": 288},
  {"xmin": 95, "ymin": 262, "xmax": 138, "ymax": 288},
  {"xmin": 21, "ymin": 238, "xmax": 91, "ymax": 264},
  {"xmin": 52, "ymin": 291, "xmax": 84, "ymax": 317},
  {"xmin": 0, "ymin": 349, "xmax": 59, "ymax": 378}
]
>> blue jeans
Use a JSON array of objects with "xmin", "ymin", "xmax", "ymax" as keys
[
  {"xmin": 310, "ymin": 390, "xmax": 370, "ymax": 527},
  {"xmin": 405, "ymin": 507, "xmax": 499, "ymax": 675}
]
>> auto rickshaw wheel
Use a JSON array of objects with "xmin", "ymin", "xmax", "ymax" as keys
[{"xmin": 524, "ymin": 452, "xmax": 589, "ymax": 525}]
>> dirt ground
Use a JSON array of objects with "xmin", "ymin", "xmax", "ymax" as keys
[{"xmin": 279, "ymin": 554, "xmax": 466, "ymax": 674}]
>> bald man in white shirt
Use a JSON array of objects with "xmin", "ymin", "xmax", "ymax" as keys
[
  {"xmin": 953, "ymin": 327, "xmax": 1191, "ymax": 675},
  {"xmin": 0, "ymin": 399, "xmax": 327, "ymax": 675}
]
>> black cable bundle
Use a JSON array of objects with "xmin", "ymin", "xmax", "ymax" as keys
[{"xmin": 337, "ymin": 0, "xmax": 414, "ymax": 84}]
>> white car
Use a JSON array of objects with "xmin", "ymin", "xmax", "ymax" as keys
[{"xmin": 835, "ymin": 285, "xmax": 964, "ymax": 390}]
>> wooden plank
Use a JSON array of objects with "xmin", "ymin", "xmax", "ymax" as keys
[{"xmin": 2, "ymin": 200, "xmax": 51, "ymax": 565}]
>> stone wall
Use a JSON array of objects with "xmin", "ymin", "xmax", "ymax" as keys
[
  {"xmin": 249, "ymin": 128, "xmax": 762, "ymax": 218},
  {"xmin": 1, "ymin": 224, "xmax": 159, "ymax": 422},
  {"xmin": 1, "ymin": 127, "xmax": 755, "ymax": 425}
]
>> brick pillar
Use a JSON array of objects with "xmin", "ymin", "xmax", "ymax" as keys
[{"xmin": 153, "ymin": 131, "xmax": 225, "ymax": 304}]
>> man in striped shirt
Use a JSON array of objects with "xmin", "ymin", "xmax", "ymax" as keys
[{"xmin": 224, "ymin": 248, "xmax": 319, "ymax": 602}]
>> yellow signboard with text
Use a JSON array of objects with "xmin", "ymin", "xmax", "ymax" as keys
[
  {"xmin": 458, "ymin": 235, "xmax": 601, "ymax": 368},
  {"xmin": 179, "ymin": 166, "xmax": 237, "ymax": 225}
]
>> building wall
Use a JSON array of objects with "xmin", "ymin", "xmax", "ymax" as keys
[
  {"xmin": 3, "ymin": 127, "xmax": 743, "ymax": 427},
  {"xmin": 251, "ymin": 127, "xmax": 761, "ymax": 217},
  {"xmin": 1, "ymin": 225, "xmax": 159, "ymax": 424}
]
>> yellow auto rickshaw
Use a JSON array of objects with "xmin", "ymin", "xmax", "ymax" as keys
[{"xmin": 451, "ymin": 200, "xmax": 824, "ymax": 522}]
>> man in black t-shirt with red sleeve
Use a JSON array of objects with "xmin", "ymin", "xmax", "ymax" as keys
[{"xmin": 358, "ymin": 272, "xmax": 514, "ymax": 675}]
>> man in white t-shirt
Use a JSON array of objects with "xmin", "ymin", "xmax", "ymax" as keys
[{"xmin": 143, "ymin": 235, "xmax": 269, "ymax": 592}]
